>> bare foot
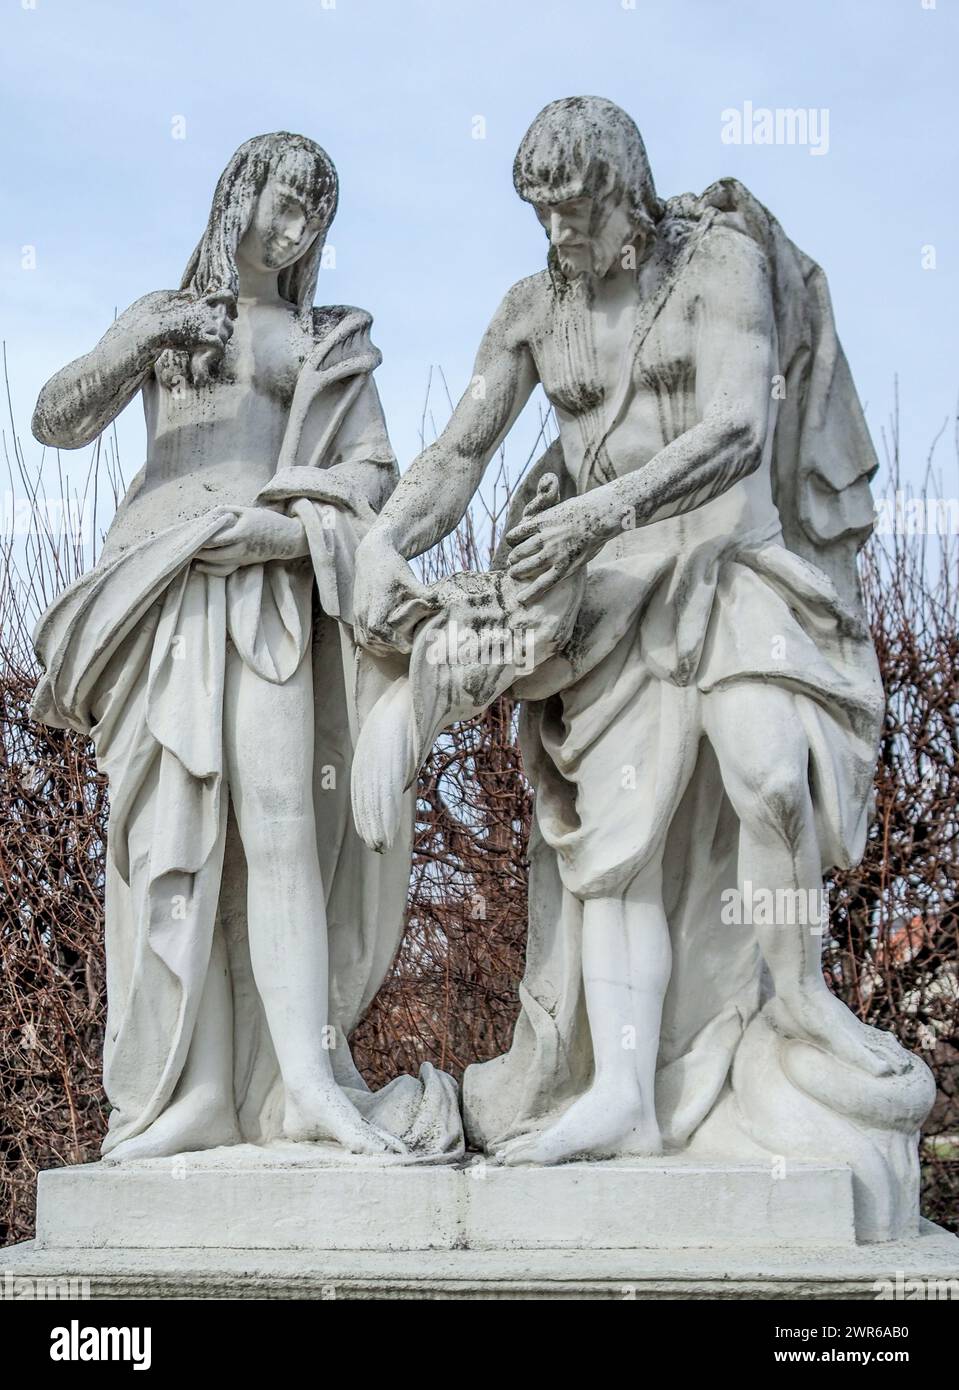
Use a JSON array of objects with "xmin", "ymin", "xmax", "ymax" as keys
[
  {"xmin": 767, "ymin": 990, "xmax": 908, "ymax": 1078},
  {"xmin": 103, "ymin": 1087, "xmax": 241, "ymax": 1163},
  {"xmin": 496, "ymin": 1084, "xmax": 661, "ymax": 1166},
  {"xmin": 284, "ymin": 1083, "xmax": 408, "ymax": 1157}
]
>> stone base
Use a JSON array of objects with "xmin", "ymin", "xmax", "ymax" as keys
[
  {"xmin": 34, "ymin": 1150, "xmax": 861, "ymax": 1251},
  {"xmin": 4, "ymin": 1228, "xmax": 959, "ymax": 1300},
  {"xmin": 4, "ymin": 1151, "xmax": 958, "ymax": 1299}
]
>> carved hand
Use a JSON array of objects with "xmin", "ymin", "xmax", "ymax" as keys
[
  {"xmin": 194, "ymin": 508, "xmax": 308, "ymax": 576},
  {"xmin": 152, "ymin": 289, "xmax": 237, "ymax": 357},
  {"xmin": 352, "ymin": 531, "xmax": 438, "ymax": 655},
  {"xmin": 504, "ymin": 494, "xmax": 614, "ymax": 603}
]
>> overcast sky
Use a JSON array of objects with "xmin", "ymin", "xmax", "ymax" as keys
[{"xmin": 2, "ymin": 0, "xmax": 956, "ymax": 519}]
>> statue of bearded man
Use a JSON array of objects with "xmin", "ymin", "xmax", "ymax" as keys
[{"xmin": 351, "ymin": 96, "xmax": 934, "ymax": 1240}]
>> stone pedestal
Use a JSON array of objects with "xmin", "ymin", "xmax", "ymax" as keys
[{"xmin": 4, "ymin": 1148, "xmax": 958, "ymax": 1298}]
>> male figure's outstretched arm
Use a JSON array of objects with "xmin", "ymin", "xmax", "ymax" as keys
[{"xmin": 353, "ymin": 280, "xmax": 538, "ymax": 651}]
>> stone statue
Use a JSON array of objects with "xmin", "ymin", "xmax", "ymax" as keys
[
  {"xmin": 29, "ymin": 132, "xmax": 462, "ymax": 1164},
  {"xmin": 351, "ymin": 97, "xmax": 935, "ymax": 1239}
]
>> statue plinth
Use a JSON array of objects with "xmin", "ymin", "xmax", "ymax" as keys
[{"xmin": 4, "ymin": 1155, "xmax": 957, "ymax": 1299}]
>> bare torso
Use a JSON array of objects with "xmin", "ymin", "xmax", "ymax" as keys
[
  {"xmin": 137, "ymin": 301, "xmax": 315, "ymax": 528},
  {"xmin": 523, "ymin": 225, "xmax": 781, "ymax": 547}
]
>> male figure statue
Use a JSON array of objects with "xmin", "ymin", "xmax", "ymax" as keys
[{"xmin": 352, "ymin": 99, "xmax": 931, "ymax": 1226}]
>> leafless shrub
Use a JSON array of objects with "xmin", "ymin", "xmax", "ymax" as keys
[
  {"xmin": 1, "ymin": 347, "xmax": 120, "ymax": 1244},
  {"xmin": 828, "ymin": 397, "xmax": 959, "ymax": 1229},
  {"xmin": 1, "ymin": 368, "xmax": 956, "ymax": 1242}
]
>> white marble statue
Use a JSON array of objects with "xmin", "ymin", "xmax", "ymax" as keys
[
  {"xmin": 30, "ymin": 133, "xmax": 462, "ymax": 1164},
  {"xmin": 351, "ymin": 97, "xmax": 935, "ymax": 1239}
]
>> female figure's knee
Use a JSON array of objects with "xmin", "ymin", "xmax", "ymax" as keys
[
  {"xmin": 230, "ymin": 761, "xmax": 313, "ymax": 821},
  {"xmin": 625, "ymin": 861, "xmax": 664, "ymax": 908},
  {"xmin": 235, "ymin": 805, "xmax": 318, "ymax": 876}
]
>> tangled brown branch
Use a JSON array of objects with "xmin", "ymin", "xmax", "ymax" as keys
[{"xmin": 2, "ymin": 392, "xmax": 956, "ymax": 1243}]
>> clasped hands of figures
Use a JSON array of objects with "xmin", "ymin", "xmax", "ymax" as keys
[{"xmin": 354, "ymin": 484, "xmax": 619, "ymax": 655}]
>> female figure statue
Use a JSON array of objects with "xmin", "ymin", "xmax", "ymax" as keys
[{"xmin": 30, "ymin": 133, "xmax": 461, "ymax": 1163}]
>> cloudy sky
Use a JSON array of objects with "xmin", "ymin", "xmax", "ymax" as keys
[{"xmin": 2, "ymin": 0, "xmax": 956, "ymax": 520}]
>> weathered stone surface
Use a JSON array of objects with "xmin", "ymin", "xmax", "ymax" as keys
[
  {"xmin": 349, "ymin": 97, "xmax": 934, "ymax": 1241},
  {"xmin": 31, "ymin": 1155, "xmax": 856, "ymax": 1252},
  {"xmin": 6, "ymin": 1155, "xmax": 955, "ymax": 1301},
  {"xmin": 28, "ymin": 132, "xmax": 462, "ymax": 1167},
  {"xmin": 18, "ymin": 103, "xmax": 942, "ymax": 1290},
  {"xmin": 5, "ymin": 1220, "xmax": 958, "ymax": 1302}
]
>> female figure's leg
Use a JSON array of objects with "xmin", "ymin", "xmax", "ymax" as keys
[
  {"xmin": 104, "ymin": 739, "xmax": 241, "ymax": 1163},
  {"xmin": 223, "ymin": 639, "xmax": 406, "ymax": 1155}
]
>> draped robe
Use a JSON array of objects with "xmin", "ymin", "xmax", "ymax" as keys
[
  {"xmin": 354, "ymin": 184, "xmax": 936, "ymax": 1234},
  {"xmin": 31, "ymin": 309, "xmax": 463, "ymax": 1159}
]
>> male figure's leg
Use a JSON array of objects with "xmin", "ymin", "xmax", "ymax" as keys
[
  {"xmin": 498, "ymin": 860, "xmax": 670, "ymax": 1164},
  {"xmin": 581, "ymin": 863, "xmax": 671, "ymax": 1142},
  {"xmin": 703, "ymin": 681, "xmax": 897, "ymax": 1077}
]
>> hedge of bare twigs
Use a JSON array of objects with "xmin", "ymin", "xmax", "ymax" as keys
[
  {"xmin": 2, "ymin": 391, "xmax": 957, "ymax": 1243},
  {"xmin": 350, "ymin": 484, "xmax": 533, "ymax": 1087},
  {"xmin": 828, "ymin": 445, "xmax": 959, "ymax": 1230}
]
